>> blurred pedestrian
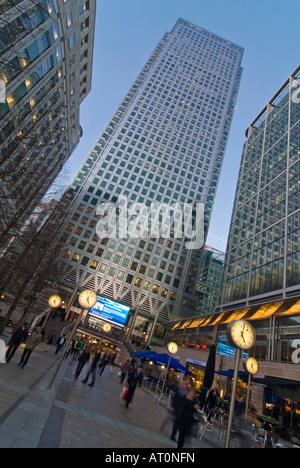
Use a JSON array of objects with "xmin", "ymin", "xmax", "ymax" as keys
[
  {"xmin": 235, "ymin": 405, "xmax": 258, "ymax": 448},
  {"xmin": 75, "ymin": 345, "xmax": 91, "ymax": 379},
  {"xmin": 18, "ymin": 327, "xmax": 42, "ymax": 369},
  {"xmin": 82, "ymin": 348, "xmax": 101, "ymax": 387},
  {"xmin": 0, "ymin": 339, "xmax": 6, "ymax": 363},
  {"xmin": 206, "ymin": 388, "xmax": 218, "ymax": 422},
  {"xmin": 45, "ymin": 331, "xmax": 56, "ymax": 352},
  {"xmin": 6, "ymin": 322, "xmax": 29, "ymax": 363},
  {"xmin": 120, "ymin": 359, "xmax": 130, "ymax": 384},
  {"xmin": 125, "ymin": 365, "xmax": 143, "ymax": 408},
  {"xmin": 109, "ymin": 353, "xmax": 116, "ymax": 374},
  {"xmin": 65, "ymin": 339, "xmax": 75, "ymax": 358},
  {"xmin": 177, "ymin": 387, "xmax": 200, "ymax": 449},
  {"xmin": 55, "ymin": 334, "xmax": 66, "ymax": 354},
  {"xmin": 169, "ymin": 380, "xmax": 188, "ymax": 441},
  {"xmin": 235, "ymin": 396, "xmax": 246, "ymax": 420},
  {"xmin": 72, "ymin": 337, "xmax": 83, "ymax": 360},
  {"xmin": 98, "ymin": 352, "xmax": 109, "ymax": 375}
]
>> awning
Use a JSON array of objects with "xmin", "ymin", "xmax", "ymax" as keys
[
  {"xmin": 131, "ymin": 351, "xmax": 192, "ymax": 375},
  {"xmin": 215, "ymin": 369, "xmax": 248, "ymax": 378}
]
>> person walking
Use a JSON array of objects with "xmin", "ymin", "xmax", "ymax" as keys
[
  {"xmin": 109, "ymin": 353, "xmax": 116, "ymax": 374},
  {"xmin": 206, "ymin": 388, "xmax": 218, "ymax": 422},
  {"xmin": 177, "ymin": 387, "xmax": 200, "ymax": 449},
  {"xmin": 18, "ymin": 327, "xmax": 42, "ymax": 369},
  {"xmin": 98, "ymin": 352, "xmax": 109, "ymax": 375},
  {"xmin": 55, "ymin": 334, "xmax": 66, "ymax": 354},
  {"xmin": 169, "ymin": 380, "xmax": 188, "ymax": 441},
  {"xmin": 45, "ymin": 331, "xmax": 56, "ymax": 352},
  {"xmin": 75, "ymin": 345, "xmax": 91, "ymax": 379},
  {"xmin": 120, "ymin": 359, "xmax": 130, "ymax": 384},
  {"xmin": 82, "ymin": 348, "xmax": 101, "ymax": 387},
  {"xmin": 124, "ymin": 365, "xmax": 143, "ymax": 408},
  {"xmin": 72, "ymin": 337, "xmax": 83, "ymax": 360},
  {"xmin": 6, "ymin": 322, "xmax": 29, "ymax": 363},
  {"xmin": 65, "ymin": 339, "xmax": 75, "ymax": 358},
  {"xmin": 0, "ymin": 339, "xmax": 6, "ymax": 363}
]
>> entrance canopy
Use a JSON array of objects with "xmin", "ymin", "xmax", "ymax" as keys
[
  {"xmin": 131, "ymin": 351, "xmax": 192, "ymax": 375},
  {"xmin": 215, "ymin": 369, "xmax": 248, "ymax": 378}
]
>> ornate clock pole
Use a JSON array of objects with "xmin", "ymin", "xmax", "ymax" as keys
[
  {"xmin": 225, "ymin": 320, "xmax": 256, "ymax": 448},
  {"xmin": 48, "ymin": 290, "xmax": 98, "ymax": 389},
  {"xmin": 243, "ymin": 357, "xmax": 259, "ymax": 414}
]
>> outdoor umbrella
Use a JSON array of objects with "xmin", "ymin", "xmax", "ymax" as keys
[
  {"xmin": 131, "ymin": 351, "xmax": 192, "ymax": 375},
  {"xmin": 131, "ymin": 351, "xmax": 157, "ymax": 360},
  {"xmin": 199, "ymin": 343, "xmax": 216, "ymax": 408}
]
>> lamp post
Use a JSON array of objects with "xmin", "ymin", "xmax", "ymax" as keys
[
  {"xmin": 225, "ymin": 320, "xmax": 256, "ymax": 448},
  {"xmin": 44, "ymin": 294, "xmax": 62, "ymax": 326},
  {"xmin": 243, "ymin": 357, "xmax": 259, "ymax": 414},
  {"xmin": 161, "ymin": 342, "xmax": 178, "ymax": 394},
  {"xmin": 47, "ymin": 290, "xmax": 97, "ymax": 389}
]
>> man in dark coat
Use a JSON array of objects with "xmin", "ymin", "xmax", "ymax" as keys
[
  {"xmin": 170, "ymin": 380, "xmax": 188, "ymax": 441},
  {"xmin": 75, "ymin": 345, "xmax": 91, "ymax": 379},
  {"xmin": 6, "ymin": 322, "xmax": 29, "ymax": 363},
  {"xmin": 82, "ymin": 348, "xmax": 101, "ymax": 387},
  {"xmin": 125, "ymin": 365, "xmax": 143, "ymax": 408}
]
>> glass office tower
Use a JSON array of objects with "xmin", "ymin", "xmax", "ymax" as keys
[
  {"xmin": 220, "ymin": 65, "xmax": 300, "ymax": 311},
  {"xmin": 0, "ymin": 0, "xmax": 96, "ymax": 249},
  {"xmin": 59, "ymin": 18, "xmax": 243, "ymax": 344}
]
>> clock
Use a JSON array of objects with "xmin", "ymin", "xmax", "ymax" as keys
[
  {"xmin": 167, "ymin": 342, "xmax": 178, "ymax": 354},
  {"xmin": 78, "ymin": 290, "xmax": 98, "ymax": 309},
  {"xmin": 243, "ymin": 357, "xmax": 259, "ymax": 375},
  {"xmin": 103, "ymin": 323, "xmax": 112, "ymax": 333},
  {"xmin": 49, "ymin": 295, "xmax": 61, "ymax": 308},
  {"xmin": 226, "ymin": 320, "xmax": 255, "ymax": 350}
]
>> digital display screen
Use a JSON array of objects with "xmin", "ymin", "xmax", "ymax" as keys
[{"xmin": 89, "ymin": 295, "xmax": 131, "ymax": 328}]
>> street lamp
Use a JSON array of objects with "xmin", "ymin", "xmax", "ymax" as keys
[
  {"xmin": 225, "ymin": 320, "xmax": 256, "ymax": 448},
  {"xmin": 102, "ymin": 323, "xmax": 112, "ymax": 333},
  {"xmin": 162, "ymin": 342, "xmax": 178, "ymax": 394},
  {"xmin": 48, "ymin": 295, "xmax": 62, "ymax": 308},
  {"xmin": 48, "ymin": 289, "xmax": 98, "ymax": 389}
]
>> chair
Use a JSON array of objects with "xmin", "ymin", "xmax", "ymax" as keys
[
  {"xmin": 198, "ymin": 420, "xmax": 214, "ymax": 440},
  {"xmin": 256, "ymin": 428, "xmax": 268, "ymax": 448}
]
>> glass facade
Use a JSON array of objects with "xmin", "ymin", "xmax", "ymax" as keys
[
  {"xmin": 221, "ymin": 66, "xmax": 300, "ymax": 308},
  {"xmin": 58, "ymin": 19, "xmax": 243, "ymax": 343},
  {"xmin": 195, "ymin": 246, "xmax": 224, "ymax": 315},
  {"xmin": 0, "ymin": 0, "xmax": 96, "ymax": 246}
]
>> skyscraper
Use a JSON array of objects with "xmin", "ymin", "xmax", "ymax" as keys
[
  {"xmin": 58, "ymin": 18, "xmax": 243, "ymax": 345},
  {"xmin": 196, "ymin": 245, "xmax": 224, "ymax": 316},
  {"xmin": 220, "ymin": 65, "xmax": 300, "ymax": 311},
  {"xmin": 0, "ymin": 0, "xmax": 96, "ymax": 249}
]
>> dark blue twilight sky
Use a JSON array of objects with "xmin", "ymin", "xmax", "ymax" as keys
[{"xmin": 62, "ymin": 0, "xmax": 300, "ymax": 251}]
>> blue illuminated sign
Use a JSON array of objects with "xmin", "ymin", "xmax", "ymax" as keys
[
  {"xmin": 89, "ymin": 296, "xmax": 130, "ymax": 328},
  {"xmin": 217, "ymin": 343, "xmax": 248, "ymax": 358}
]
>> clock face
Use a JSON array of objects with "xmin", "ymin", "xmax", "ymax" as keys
[
  {"xmin": 168, "ymin": 342, "xmax": 178, "ymax": 354},
  {"xmin": 244, "ymin": 357, "xmax": 259, "ymax": 375},
  {"xmin": 103, "ymin": 323, "xmax": 112, "ymax": 333},
  {"xmin": 78, "ymin": 290, "xmax": 98, "ymax": 309},
  {"xmin": 49, "ymin": 295, "xmax": 61, "ymax": 308},
  {"xmin": 226, "ymin": 320, "xmax": 255, "ymax": 350}
]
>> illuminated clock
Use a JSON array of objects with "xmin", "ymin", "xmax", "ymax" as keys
[
  {"xmin": 78, "ymin": 290, "xmax": 98, "ymax": 309},
  {"xmin": 243, "ymin": 357, "xmax": 259, "ymax": 375},
  {"xmin": 48, "ymin": 295, "xmax": 61, "ymax": 308},
  {"xmin": 103, "ymin": 323, "xmax": 112, "ymax": 333},
  {"xmin": 167, "ymin": 342, "xmax": 178, "ymax": 354},
  {"xmin": 226, "ymin": 320, "xmax": 255, "ymax": 350}
]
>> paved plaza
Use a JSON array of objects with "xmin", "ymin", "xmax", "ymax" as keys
[{"xmin": 0, "ymin": 333, "xmax": 214, "ymax": 450}]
